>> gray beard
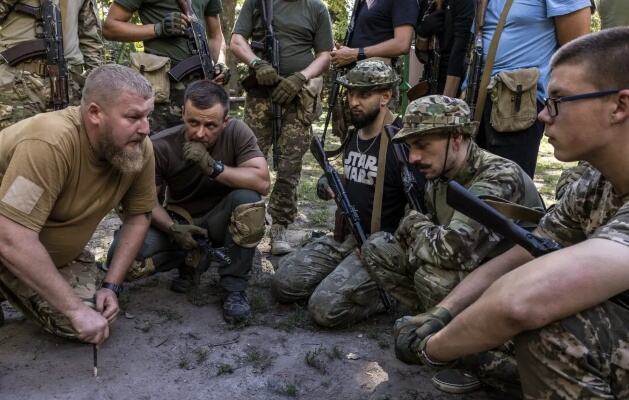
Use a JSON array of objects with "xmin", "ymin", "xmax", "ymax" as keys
[{"xmin": 99, "ymin": 132, "xmax": 145, "ymax": 174}]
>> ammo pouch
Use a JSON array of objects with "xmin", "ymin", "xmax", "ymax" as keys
[
  {"xmin": 130, "ymin": 52, "xmax": 171, "ymax": 104},
  {"xmin": 488, "ymin": 67, "xmax": 539, "ymax": 132},
  {"xmin": 297, "ymin": 76, "xmax": 323, "ymax": 125}
]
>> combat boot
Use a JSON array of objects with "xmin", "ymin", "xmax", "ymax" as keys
[
  {"xmin": 222, "ymin": 291, "xmax": 251, "ymax": 323},
  {"xmin": 270, "ymin": 224, "xmax": 293, "ymax": 255}
]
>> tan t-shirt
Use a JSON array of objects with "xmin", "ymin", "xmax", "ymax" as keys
[{"xmin": 0, "ymin": 106, "xmax": 157, "ymax": 266}]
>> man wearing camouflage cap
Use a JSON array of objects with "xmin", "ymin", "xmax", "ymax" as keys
[
  {"xmin": 360, "ymin": 95, "xmax": 543, "ymax": 395},
  {"xmin": 272, "ymin": 60, "xmax": 424, "ymax": 328}
]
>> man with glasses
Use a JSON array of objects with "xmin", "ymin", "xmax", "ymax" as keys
[{"xmin": 394, "ymin": 27, "xmax": 629, "ymax": 398}]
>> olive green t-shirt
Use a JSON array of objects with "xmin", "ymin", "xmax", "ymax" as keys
[
  {"xmin": 0, "ymin": 107, "xmax": 157, "ymax": 267},
  {"xmin": 233, "ymin": 0, "xmax": 333, "ymax": 76},
  {"xmin": 595, "ymin": 0, "xmax": 629, "ymax": 29},
  {"xmin": 114, "ymin": 0, "xmax": 222, "ymax": 63},
  {"xmin": 151, "ymin": 118, "xmax": 264, "ymax": 217}
]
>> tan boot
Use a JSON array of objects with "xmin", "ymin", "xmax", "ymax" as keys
[{"xmin": 270, "ymin": 224, "xmax": 293, "ymax": 255}]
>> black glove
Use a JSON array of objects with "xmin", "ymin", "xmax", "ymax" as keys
[
  {"xmin": 154, "ymin": 12, "xmax": 188, "ymax": 38},
  {"xmin": 213, "ymin": 62, "xmax": 231, "ymax": 85},
  {"xmin": 417, "ymin": 9, "xmax": 445, "ymax": 38},
  {"xmin": 393, "ymin": 306, "xmax": 452, "ymax": 364}
]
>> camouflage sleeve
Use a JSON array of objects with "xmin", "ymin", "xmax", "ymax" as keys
[
  {"xmin": 555, "ymin": 161, "xmax": 589, "ymax": 201},
  {"xmin": 401, "ymin": 164, "xmax": 527, "ymax": 271},
  {"xmin": 592, "ymin": 202, "xmax": 629, "ymax": 247},
  {"xmin": 78, "ymin": 0, "xmax": 104, "ymax": 72},
  {"xmin": 0, "ymin": 0, "xmax": 20, "ymax": 23}
]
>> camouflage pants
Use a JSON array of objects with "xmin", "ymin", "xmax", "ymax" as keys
[
  {"xmin": 272, "ymin": 234, "xmax": 386, "ymax": 328},
  {"xmin": 515, "ymin": 301, "xmax": 629, "ymax": 399},
  {"xmin": 361, "ymin": 231, "xmax": 469, "ymax": 311},
  {"xmin": 244, "ymin": 95, "xmax": 312, "ymax": 226},
  {"xmin": 0, "ymin": 259, "xmax": 102, "ymax": 340},
  {"xmin": 0, "ymin": 63, "xmax": 85, "ymax": 130}
]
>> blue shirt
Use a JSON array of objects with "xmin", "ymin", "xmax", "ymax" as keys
[{"xmin": 481, "ymin": 0, "xmax": 590, "ymax": 100}]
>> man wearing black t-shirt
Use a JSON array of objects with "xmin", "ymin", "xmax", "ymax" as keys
[{"xmin": 272, "ymin": 61, "xmax": 424, "ymax": 328}]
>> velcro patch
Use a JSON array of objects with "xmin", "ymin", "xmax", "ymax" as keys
[{"xmin": 1, "ymin": 175, "xmax": 44, "ymax": 214}]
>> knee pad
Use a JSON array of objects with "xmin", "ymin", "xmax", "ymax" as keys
[
  {"xmin": 228, "ymin": 199, "xmax": 266, "ymax": 248},
  {"xmin": 125, "ymin": 257, "xmax": 155, "ymax": 281}
]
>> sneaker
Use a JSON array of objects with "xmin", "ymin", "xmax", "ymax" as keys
[
  {"xmin": 432, "ymin": 369, "xmax": 481, "ymax": 394},
  {"xmin": 270, "ymin": 224, "xmax": 293, "ymax": 255},
  {"xmin": 170, "ymin": 267, "xmax": 194, "ymax": 293},
  {"xmin": 222, "ymin": 291, "xmax": 251, "ymax": 323}
]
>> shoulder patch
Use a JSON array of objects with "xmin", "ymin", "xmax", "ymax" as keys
[{"xmin": 1, "ymin": 175, "xmax": 44, "ymax": 214}]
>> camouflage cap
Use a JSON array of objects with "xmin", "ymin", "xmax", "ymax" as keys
[
  {"xmin": 393, "ymin": 95, "xmax": 479, "ymax": 142},
  {"xmin": 337, "ymin": 60, "xmax": 400, "ymax": 89}
]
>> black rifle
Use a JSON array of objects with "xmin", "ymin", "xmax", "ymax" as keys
[
  {"xmin": 464, "ymin": 0, "xmax": 486, "ymax": 118},
  {"xmin": 408, "ymin": 0, "xmax": 443, "ymax": 102},
  {"xmin": 320, "ymin": 0, "xmax": 361, "ymax": 145},
  {"xmin": 384, "ymin": 124, "xmax": 424, "ymax": 212},
  {"xmin": 0, "ymin": 1, "xmax": 69, "ymax": 110},
  {"xmin": 184, "ymin": 238, "xmax": 231, "ymax": 287},
  {"xmin": 310, "ymin": 135, "xmax": 392, "ymax": 312},
  {"xmin": 168, "ymin": 0, "xmax": 215, "ymax": 82}
]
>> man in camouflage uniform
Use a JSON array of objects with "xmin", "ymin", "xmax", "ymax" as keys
[
  {"xmin": 0, "ymin": 0, "xmax": 104, "ymax": 128},
  {"xmin": 230, "ymin": 0, "xmax": 334, "ymax": 255},
  {"xmin": 103, "ymin": 0, "xmax": 228, "ymax": 133},
  {"xmin": 361, "ymin": 95, "xmax": 543, "ymax": 395},
  {"xmin": 398, "ymin": 28, "xmax": 629, "ymax": 399},
  {"xmin": 272, "ymin": 60, "xmax": 422, "ymax": 328},
  {"xmin": 0, "ymin": 65, "xmax": 155, "ymax": 343}
]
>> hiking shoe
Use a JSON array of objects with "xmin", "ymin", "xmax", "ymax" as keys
[
  {"xmin": 270, "ymin": 224, "xmax": 293, "ymax": 255},
  {"xmin": 432, "ymin": 369, "xmax": 481, "ymax": 394},
  {"xmin": 222, "ymin": 291, "xmax": 251, "ymax": 323},
  {"xmin": 170, "ymin": 268, "xmax": 194, "ymax": 293}
]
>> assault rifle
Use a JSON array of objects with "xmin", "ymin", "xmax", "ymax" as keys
[
  {"xmin": 408, "ymin": 0, "xmax": 443, "ymax": 102},
  {"xmin": 320, "ymin": 0, "xmax": 361, "ymax": 145},
  {"xmin": 464, "ymin": 0, "xmax": 487, "ymax": 118},
  {"xmin": 169, "ymin": 0, "xmax": 215, "ymax": 82},
  {"xmin": 310, "ymin": 135, "xmax": 393, "ymax": 312},
  {"xmin": 0, "ymin": 1, "xmax": 69, "ymax": 110},
  {"xmin": 185, "ymin": 238, "xmax": 231, "ymax": 287},
  {"xmin": 384, "ymin": 124, "xmax": 424, "ymax": 212}
]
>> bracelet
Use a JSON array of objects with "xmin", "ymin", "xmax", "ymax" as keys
[
  {"xmin": 357, "ymin": 47, "xmax": 366, "ymax": 61},
  {"xmin": 101, "ymin": 281, "xmax": 123, "ymax": 297}
]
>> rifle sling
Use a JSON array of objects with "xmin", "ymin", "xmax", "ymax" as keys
[
  {"xmin": 473, "ymin": 0, "xmax": 513, "ymax": 122},
  {"xmin": 370, "ymin": 110, "xmax": 396, "ymax": 233}
]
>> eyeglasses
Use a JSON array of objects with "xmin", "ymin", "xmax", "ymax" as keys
[{"xmin": 543, "ymin": 90, "xmax": 619, "ymax": 118}]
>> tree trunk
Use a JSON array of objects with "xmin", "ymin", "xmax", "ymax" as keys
[{"xmin": 220, "ymin": 0, "xmax": 240, "ymax": 96}]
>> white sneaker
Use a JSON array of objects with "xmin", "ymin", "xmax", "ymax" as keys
[{"xmin": 270, "ymin": 224, "xmax": 293, "ymax": 255}]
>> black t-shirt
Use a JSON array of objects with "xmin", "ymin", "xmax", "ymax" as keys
[
  {"xmin": 343, "ymin": 121, "xmax": 421, "ymax": 234},
  {"xmin": 348, "ymin": 0, "xmax": 419, "ymax": 48}
]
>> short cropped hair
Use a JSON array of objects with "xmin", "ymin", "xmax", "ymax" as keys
[
  {"xmin": 81, "ymin": 64, "xmax": 153, "ymax": 107},
  {"xmin": 551, "ymin": 27, "xmax": 629, "ymax": 91},
  {"xmin": 184, "ymin": 80, "xmax": 230, "ymax": 117}
]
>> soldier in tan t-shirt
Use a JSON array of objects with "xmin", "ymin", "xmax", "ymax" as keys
[{"xmin": 0, "ymin": 65, "xmax": 156, "ymax": 344}]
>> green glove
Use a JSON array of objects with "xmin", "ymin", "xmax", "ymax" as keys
[
  {"xmin": 168, "ymin": 223, "xmax": 207, "ymax": 250},
  {"xmin": 154, "ymin": 12, "xmax": 187, "ymax": 38},
  {"xmin": 271, "ymin": 72, "xmax": 307, "ymax": 104},
  {"xmin": 252, "ymin": 59, "xmax": 279, "ymax": 86},
  {"xmin": 394, "ymin": 307, "xmax": 452, "ymax": 364},
  {"xmin": 183, "ymin": 141, "xmax": 215, "ymax": 176}
]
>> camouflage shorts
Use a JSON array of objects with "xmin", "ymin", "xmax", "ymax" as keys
[
  {"xmin": 0, "ymin": 259, "xmax": 102, "ymax": 340},
  {"xmin": 273, "ymin": 234, "xmax": 386, "ymax": 327},
  {"xmin": 515, "ymin": 300, "xmax": 629, "ymax": 399}
]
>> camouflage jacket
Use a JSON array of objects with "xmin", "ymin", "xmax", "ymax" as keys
[{"xmin": 396, "ymin": 141, "xmax": 542, "ymax": 271}]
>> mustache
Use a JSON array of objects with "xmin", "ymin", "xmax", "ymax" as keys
[{"xmin": 414, "ymin": 162, "xmax": 431, "ymax": 169}]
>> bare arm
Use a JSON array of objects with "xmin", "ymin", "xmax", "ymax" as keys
[
  {"xmin": 215, "ymin": 156, "xmax": 270, "ymax": 195},
  {"xmin": 331, "ymin": 25, "xmax": 414, "ymax": 68},
  {"xmin": 230, "ymin": 32, "xmax": 257, "ymax": 65},
  {"xmin": 300, "ymin": 51, "xmax": 331, "ymax": 80},
  {"xmin": 0, "ymin": 215, "xmax": 108, "ymax": 343},
  {"xmin": 443, "ymin": 76, "xmax": 462, "ymax": 98},
  {"xmin": 204, "ymin": 15, "xmax": 226, "ymax": 64},
  {"xmin": 554, "ymin": 7, "xmax": 591, "ymax": 46},
  {"xmin": 427, "ymin": 238, "xmax": 629, "ymax": 362},
  {"xmin": 102, "ymin": 3, "xmax": 158, "ymax": 42}
]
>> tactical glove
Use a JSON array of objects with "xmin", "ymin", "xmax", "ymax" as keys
[
  {"xmin": 394, "ymin": 306, "xmax": 452, "ymax": 364},
  {"xmin": 252, "ymin": 59, "xmax": 280, "ymax": 86},
  {"xmin": 154, "ymin": 12, "xmax": 187, "ymax": 38},
  {"xmin": 168, "ymin": 223, "xmax": 207, "ymax": 250},
  {"xmin": 271, "ymin": 72, "xmax": 307, "ymax": 104},
  {"xmin": 417, "ymin": 9, "xmax": 445, "ymax": 38},
  {"xmin": 183, "ymin": 141, "xmax": 215, "ymax": 176},
  {"xmin": 316, "ymin": 175, "xmax": 334, "ymax": 201},
  {"xmin": 213, "ymin": 62, "xmax": 231, "ymax": 85}
]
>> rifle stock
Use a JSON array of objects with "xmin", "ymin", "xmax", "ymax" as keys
[
  {"xmin": 310, "ymin": 136, "xmax": 392, "ymax": 312},
  {"xmin": 446, "ymin": 180, "xmax": 561, "ymax": 257}
]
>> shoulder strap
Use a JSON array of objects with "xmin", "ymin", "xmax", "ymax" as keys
[
  {"xmin": 473, "ymin": 0, "xmax": 514, "ymax": 122},
  {"xmin": 370, "ymin": 111, "xmax": 396, "ymax": 233},
  {"xmin": 478, "ymin": 195, "xmax": 545, "ymax": 225}
]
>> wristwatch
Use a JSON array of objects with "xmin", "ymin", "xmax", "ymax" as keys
[
  {"xmin": 209, "ymin": 160, "xmax": 225, "ymax": 178},
  {"xmin": 357, "ymin": 47, "xmax": 367, "ymax": 61},
  {"xmin": 101, "ymin": 281, "xmax": 123, "ymax": 297}
]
